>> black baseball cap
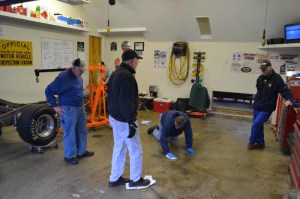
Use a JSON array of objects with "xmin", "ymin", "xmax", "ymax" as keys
[
  {"xmin": 122, "ymin": 49, "xmax": 143, "ymax": 61},
  {"xmin": 260, "ymin": 60, "xmax": 272, "ymax": 69}
]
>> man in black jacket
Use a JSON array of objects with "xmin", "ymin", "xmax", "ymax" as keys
[
  {"xmin": 107, "ymin": 49, "xmax": 151, "ymax": 188},
  {"xmin": 249, "ymin": 60, "xmax": 293, "ymax": 150}
]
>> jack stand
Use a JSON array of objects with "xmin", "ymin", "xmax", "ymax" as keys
[{"xmin": 29, "ymin": 141, "xmax": 58, "ymax": 154}]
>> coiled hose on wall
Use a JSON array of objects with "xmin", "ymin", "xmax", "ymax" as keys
[{"xmin": 168, "ymin": 42, "xmax": 190, "ymax": 85}]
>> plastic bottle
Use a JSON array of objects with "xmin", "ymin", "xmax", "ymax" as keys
[{"xmin": 36, "ymin": 5, "xmax": 40, "ymax": 19}]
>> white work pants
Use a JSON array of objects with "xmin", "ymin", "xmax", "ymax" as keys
[{"xmin": 109, "ymin": 116, "xmax": 143, "ymax": 182}]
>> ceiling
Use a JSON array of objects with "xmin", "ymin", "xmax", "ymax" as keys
[{"xmin": 82, "ymin": 0, "xmax": 300, "ymax": 42}]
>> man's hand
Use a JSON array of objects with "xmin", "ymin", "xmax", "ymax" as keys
[
  {"xmin": 128, "ymin": 122, "xmax": 137, "ymax": 138},
  {"xmin": 285, "ymin": 100, "xmax": 292, "ymax": 107},
  {"xmin": 187, "ymin": 148, "xmax": 195, "ymax": 154},
  {"xmin": 53, "ymin": 106, "xmax": 64, "ymax": 115}
]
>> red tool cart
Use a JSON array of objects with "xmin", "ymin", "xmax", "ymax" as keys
[
  {"xmin": 276, "ymin": 96, "xmax": 297, "ymax": 154},
  {"xmin": 290, "ymin": 119, "xmax": 300, "ymax": 188}
]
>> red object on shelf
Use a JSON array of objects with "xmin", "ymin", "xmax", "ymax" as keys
[
  {"xmin": 288, "ymin": 77, "xmax": 300, "ymax": 100},
  {"xmin": 153, "ymin": 99, "xmax": 173, "ymax": 113}
]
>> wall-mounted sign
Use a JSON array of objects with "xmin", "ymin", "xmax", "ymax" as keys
[
  {"xmin": 0, "ymin": 39, "xmax": 33, "ymax": 66},
  {"xmin": 111, "ymin": 42, "xmax": 117, "ymax": 51}
]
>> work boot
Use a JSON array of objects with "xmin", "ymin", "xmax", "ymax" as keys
[
  {"xmin": 248, "ymin": 143, "xmax": 265, "ymax": 150},
  {"xmin": 109, "ymin": 176, "xmax": 129, "ymax": 187},
  {"xmin": 64, "ymin": 157, "xmax": 79, "ymax": 165},
  {"xmin": 129, "ymin": 177, "xmax": 151, "ymax": 188},
  {"xmin": 147, "ymin": 125, "xmax": 159, "ymax": 134},
  {"xmin": 77, "ymin": 151, "xmax": 94, "ymax": 159}
]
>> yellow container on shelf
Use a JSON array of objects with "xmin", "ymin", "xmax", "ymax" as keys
[{"xmin": 36, "ymin": 5, "xmax": 40, "ymax": 19}]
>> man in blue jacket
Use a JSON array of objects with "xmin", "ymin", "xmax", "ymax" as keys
[
  {"xmin": 148, "ymin": 110, "xmax": 194, "ymax": 160},
  {"xmin": 249, "ymin": 60, "xmax": 293, "ymax": 150},
  {"xmin": 45, "ymin": 58, "xmax": 94, "ymax": 165},
  {"xmin": 107, "ymin": 49, "xmax": 151, "ymax": 189}
]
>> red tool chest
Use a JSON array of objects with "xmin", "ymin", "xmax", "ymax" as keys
[
  {"xmin": 277, "ymin": 97, "xmax": 297, "ymax": 154},
  {"xmin": 290, "ymin": 119, "xmax": 300, "ymax": 188}
]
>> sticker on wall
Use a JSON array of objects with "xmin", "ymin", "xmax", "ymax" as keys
[
  {"xmin": 232, "ymin": 52, "xmax": 242, "ymax": 62},
  {"xmin": 77, "ymin": 41, "xmax": 85, "ymax": 61},
  {"xmin": 111, "ymin": 42, "xmax": 117, "ymax": 51},
  {"xmin": 154, "ymin": 50, "xmax": 167, "ymax": 68},
  {"xmin": 0, "ymin": 39, "xmax": 33, "ymax": 66}
]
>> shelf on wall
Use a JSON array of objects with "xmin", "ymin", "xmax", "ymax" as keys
[
  {"xmin": 0, "ymin": 11, "xmax": 90, "ymax": 32},
  {"xmin": 97, "ymin": 27, "xmax": 147, "ymax": 34},
  {"xmin": 258, "ymin": 43, "xmax": 300, "ymax": 49}
]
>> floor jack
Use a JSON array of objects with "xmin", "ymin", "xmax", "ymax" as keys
[{"xmin": 29, "ymin": 141, "xmax": 58, "ymax": 154}]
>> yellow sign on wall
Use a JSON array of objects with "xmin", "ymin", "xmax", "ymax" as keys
[{"xmin": 0, "ymin": 39, "xmax": 33, "ymax": 66}]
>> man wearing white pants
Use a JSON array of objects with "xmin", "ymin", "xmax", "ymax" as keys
[{"xmin": 107, "ymin": 49, "xmax": 150, "ymax": 188}]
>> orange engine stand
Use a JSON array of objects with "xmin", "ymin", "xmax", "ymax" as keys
[{"xmin": 86, "ymin": 64, "xmax": 109, "ymax": 128}]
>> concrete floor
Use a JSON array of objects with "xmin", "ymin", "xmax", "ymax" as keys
[{"xmin": 0, "ymin": 111, "xmax": 290, "ymax": 199}]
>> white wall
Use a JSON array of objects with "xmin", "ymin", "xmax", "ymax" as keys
[
  {"xmin": 103, "ymin": 35, "xmax": 269, "ymax": 101},
  {"xmin": 0, "ymin": 0, "xmax": 99, "ymax": 103}
]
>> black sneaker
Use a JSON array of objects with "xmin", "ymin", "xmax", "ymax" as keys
[
  {"xmin": 129, "ymin": 177, "xmax": 151, "ymax": 188},
  {"xmin": 147, "ymin": 125, "xmax": 159, "ymax": 134},
  {"xmin": 109, "ymin": 176, "xmax": 129, "ymax": 187},
  {"xmin": 64, "ymin": 157, "xmax": 78, "ymax": 165},
  {"xmin": 248, "ymin": 143, "xmax": 265, "ymax": 150},
  {"xmin": 77, "ymin": 151, "xmax": 94, "ymax": 159}
]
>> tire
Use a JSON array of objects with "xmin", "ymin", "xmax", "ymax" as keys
[{"xmin": 17, "ymin": 104, "xmax": 59, "ymax": 146}]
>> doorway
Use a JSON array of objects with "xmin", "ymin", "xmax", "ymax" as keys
[{"xmin": 89, "ymin": 36, "xmax": 102, "ymax": 85}]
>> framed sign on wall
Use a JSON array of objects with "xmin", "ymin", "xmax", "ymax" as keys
[{"xmin": 134, "ymin": 42, "xmax": 144, "ymax": 51}]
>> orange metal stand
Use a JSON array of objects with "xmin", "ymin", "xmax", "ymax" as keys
[{"xmin": 86, "ymin": 64, "xmax": 109, "ymax": 128}]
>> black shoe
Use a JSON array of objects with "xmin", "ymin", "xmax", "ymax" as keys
[
  {"xmin": 147, "ymin": 125, "xmax": 159, "ymax": 134},
  {"xmin": 64, "ymin": 157, "xmax": 78, "ymax": 165},
  {"xmin": 248, "ymin": 143, "xmax": 265, "ymax": 150},
  {"xmin": 129, "ymin": 177, "xmax": 151, "ymax": 188},
  {"xmin": 109, "ymin": 176, "xmax": 129, "ymax": 187},
  {"xmin": 77, "ymin": 151, "xmax": 94, "ymax": 159}
]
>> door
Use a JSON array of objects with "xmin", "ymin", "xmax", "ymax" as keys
[{"xmin": 89, "ymin": 36, "xmax": 102, "ymax": 85}]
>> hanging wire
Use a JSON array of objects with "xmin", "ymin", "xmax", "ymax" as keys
[
  {"xmin": 263, "ymin": 0, "xmax": 269, "ymax": 30},
  {"xmin": 263, "ymin": 0, "xmax": 270, "ymax": 53},
  {"xmin": 107, "ymin": 1, "xmax": 110, "ymax": 32},
  {"xmin": 168, "ymin": 44, "xmax": 190, "ymax": 85}
]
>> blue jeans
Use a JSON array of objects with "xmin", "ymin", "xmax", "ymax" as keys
[
  {"xmin": 109, "ymin": 116, "xmax": 143, "ymax": 182},
  {"xmin": 249, "ymin": 109, "xmax": 272, "ymax": 144},
  {"xmin": 59, "ymin": 106, "xmax": 87, "ymax": 158}
]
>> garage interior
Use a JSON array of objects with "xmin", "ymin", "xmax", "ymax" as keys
[{"xmin": 1, "ymin": 0, "xmax": 300, "ymax": 199}]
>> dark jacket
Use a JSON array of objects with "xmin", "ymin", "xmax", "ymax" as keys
[
  {"xmin": 254, "ymin": 70, "xmax": 292, "ymax": 112},
  {"xmin": 160, "ymin": 110, "xmax": 193, "ymax": 154},
  {"xmin": 107, "ymin": 63, "xmax": 138, "ymax": 123}
]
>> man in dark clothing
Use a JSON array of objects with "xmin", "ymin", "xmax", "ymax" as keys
[
  {"xmin": 249, "ymin": 60, "xmax": 293, "ymax": 150},
  {"xmin": 107, "ymin": 49, "xmax": 151, "ymax": 189},
  {"xmin": 147, "ymin": 110, "xmax": 194, "ymax": 160}
]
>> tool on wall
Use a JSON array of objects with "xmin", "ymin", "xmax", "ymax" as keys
[
  {"xmin": 191, "ymin": 51, "xmax": 205, "ymax": 84},
  {"xmin": 168, "ymin": 42, "xmax": 190, "ymax": 85}
]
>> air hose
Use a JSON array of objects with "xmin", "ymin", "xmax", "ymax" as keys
[{"xmin": 168, "ymin": 42, "xmax": 190, "ymax": 85}]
